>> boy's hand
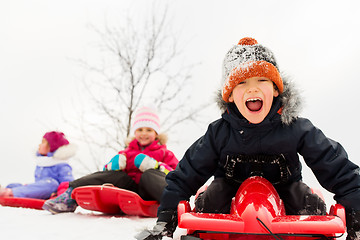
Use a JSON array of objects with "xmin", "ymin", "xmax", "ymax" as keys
[
  {"xmin": 135, "ymin": 210, "xmax": 177, "ymax": 240},
  {"xmin": 103, "ymin": 154, "xmax": 126, "ymax": 171},
  {"xmin": 346, "ymin": 209, "xmax": 360, "ymax": 240},
  {"xmin": 347, "ymin": 229, "xmax": 360, "ymax": 240}
]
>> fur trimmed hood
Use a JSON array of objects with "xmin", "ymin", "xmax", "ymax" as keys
[
  {"xmin": 35, "ymin": 143, "xmax": 77, "ymax": 167},
  {"xmin": 53, "ymin": 143, "xmax": 77, "ymax": 160},
  {"xmin": 216, "ymin": 74, "xmax": 302, "ymax": 125},
  {"xmin": 125, "ymin": 133, "xmax": 168, "ymax": 147}
]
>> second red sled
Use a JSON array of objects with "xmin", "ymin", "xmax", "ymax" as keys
[{"xmin": 71, "ymin": 185, "xmax": 159, "ymax": 217}]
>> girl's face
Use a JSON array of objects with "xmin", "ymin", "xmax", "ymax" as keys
[
  {"xmin": 134, "ymin": 127, "xmax": 157, "ymax": 146},
  {"xmin": 38, "ymin": 138, "xmax": 51, "ymax": 155},
  {"xmin": 229, "ymin": 77, "xmax": 279, "ymax": 124}
]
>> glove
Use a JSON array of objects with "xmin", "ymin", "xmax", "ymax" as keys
[
  {"xmin": 134, "ymin": 154, "xmax": 173, "ymax": 174},
  {"xmin": 135, "ymin": 210, "xmax": 177, "ymax": 240},
  {"xmin": 346, "ymin": 209, "xmax": 360, "ymax": 240},
  {"xmin": 158, "ymin": 162, "xmax": 173, "ymax": 175},
  {"xmin": 103, "ymin": 154, "xmax": 126, "ymax": 171}
]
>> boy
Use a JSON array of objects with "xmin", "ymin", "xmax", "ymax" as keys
[{"xmin": 137, "ymin": 37, "xmax": 360, "ymax": 240}]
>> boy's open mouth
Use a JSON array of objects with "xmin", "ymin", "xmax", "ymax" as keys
[{"xmin": 246, "ymin": 98, "xmax": 263, "ymax": 112}]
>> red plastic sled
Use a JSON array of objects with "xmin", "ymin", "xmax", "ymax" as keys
[
  {"xmin": 0, "ymin": 197, "xmax": 45, "ymax": 210},
  {"xmin": 0, "ymin": 182, "xmax": 69, "ymax": 210},
  {"xmin": 178, "ymin": 176, "xmax": 346, "ymax": 240},
  {"xmin": 71, "ymin": 185, "xmax": 159, "ymax": 217}
]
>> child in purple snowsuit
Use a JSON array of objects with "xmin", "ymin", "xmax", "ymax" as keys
[
  {"xmin": 42, "ymin": 106, "xmax": 178, "ymax": 214},
  {"xmin": 0, "ymin": 131, "xmax": 76, "ymax": 199}
]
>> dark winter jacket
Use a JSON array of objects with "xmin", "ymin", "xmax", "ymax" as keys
[{"xmin": 160, "ymin": 77, "xmax": 360, "ymax": 212}]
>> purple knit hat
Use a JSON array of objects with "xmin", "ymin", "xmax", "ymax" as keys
[{"xmin": 43, "ymin": 131, "xmax": 69, "ymax": 152}]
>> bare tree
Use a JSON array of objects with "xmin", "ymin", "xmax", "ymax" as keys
[{"xmin": 67, "ymin": 3, "xmax": 207, "ymax": 173}]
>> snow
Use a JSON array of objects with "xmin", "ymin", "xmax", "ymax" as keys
[
  {"xmin": 0, "ymin": 205, "xmax": 187, "ymax": 240},
  {"xmin": 0, "ymin": 196, "xmax": 346, "ymax": 240},
  {"xmin": 0, "ymin": 1, "xmax": 358, "ymax": 239}
]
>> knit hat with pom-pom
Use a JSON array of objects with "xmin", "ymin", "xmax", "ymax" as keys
[
  {"xmin": 43, "ymin": 131, "xmax": 69, "ymax": 152},
  {"xmin": 222, "ymin": 37, "xmax": 283, "ymax": 102}
]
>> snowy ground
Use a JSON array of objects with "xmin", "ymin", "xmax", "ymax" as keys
[
  {"xmin": 0, "ymin": 203, "xmax": 346, "ymax": 240},
  {"xmin": 0, "ymin": 205, "xmax": 187, "ymax": 240}
]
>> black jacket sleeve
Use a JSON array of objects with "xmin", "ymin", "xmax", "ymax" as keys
[
  {"xmin": 158, "ymin": 119, "xmax": 228, "ymax": 211},
  {"xmin": 296, "ymin": 118, "xmax": 360, "ymax": 210}
]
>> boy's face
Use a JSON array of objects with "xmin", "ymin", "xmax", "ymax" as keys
[
  {"xmin": 134, "ymin": 127, "xmax": 157, "ymax": 146},
  {"xmin": 38, "ymin": 138, "xmax": 51, "ymax": 155},
  {"xmin": 229, "ymin": 77, "xmax": 279, "ymax": 124}
]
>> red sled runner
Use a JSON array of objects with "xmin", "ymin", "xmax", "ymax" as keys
[
  {"xmin": 178, "ymin": 176, "xmax": 346, "ymax": 240},
  {"xmin": 0, "ymin": 197, "xmax": 45, "ymax": 210},
  {"xmin": 0, "ymin": 182, "xmax": 69, "ymax": 210},
  {"xmin": 71, "ymin": 185, "xmax": 159, "ymax": 217}
]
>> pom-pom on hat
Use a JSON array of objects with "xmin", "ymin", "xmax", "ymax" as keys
[
  {"xmin": 132, "ymin": 106, "xmax": 160, "ymax": 134},
  {"xmin": 43, "ymin": 131, "xmax": 69, "ymax": 152},
  {"xmin": 222, "ymin": 37, "xmax": 283, "ymax": 102}
]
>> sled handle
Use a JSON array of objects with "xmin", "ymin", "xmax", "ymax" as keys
[{"xmin": 330, "ymin": 204, "xmax": 346, "ymax": 225}]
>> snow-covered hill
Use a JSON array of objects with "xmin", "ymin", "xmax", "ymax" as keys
[
  {"xmin": 0, "ymin": 202, "xmax": 346, "ymax": 240},
  {"xmin": 0, "ymin": 206, "xmax": 186, "ymax": 240}
]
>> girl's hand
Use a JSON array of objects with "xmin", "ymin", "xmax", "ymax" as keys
[{"xmin": 103, "ymin": 154, "xmax": 127, "ymax": 171}]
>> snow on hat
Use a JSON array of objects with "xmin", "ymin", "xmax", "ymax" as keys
[
  {"xmin": 222, "ymin": 37, "xmax": 283, "ymax": 102},
  {"xmin": 132, "ymin": 106, "xmax": 160, "ymax": 134},
  {"xmin": 43, "ymin": 131, "xmax": 69, "ymax": 152}
]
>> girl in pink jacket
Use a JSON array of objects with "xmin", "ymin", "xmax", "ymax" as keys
[{"xmin": 43, "ymin": 106, "xmax": 178, "ymax": 214}]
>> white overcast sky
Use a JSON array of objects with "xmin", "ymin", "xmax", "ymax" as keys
[{"xmin": 1, "ymin": 0, "xmax": 360, "ymax": 206}]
